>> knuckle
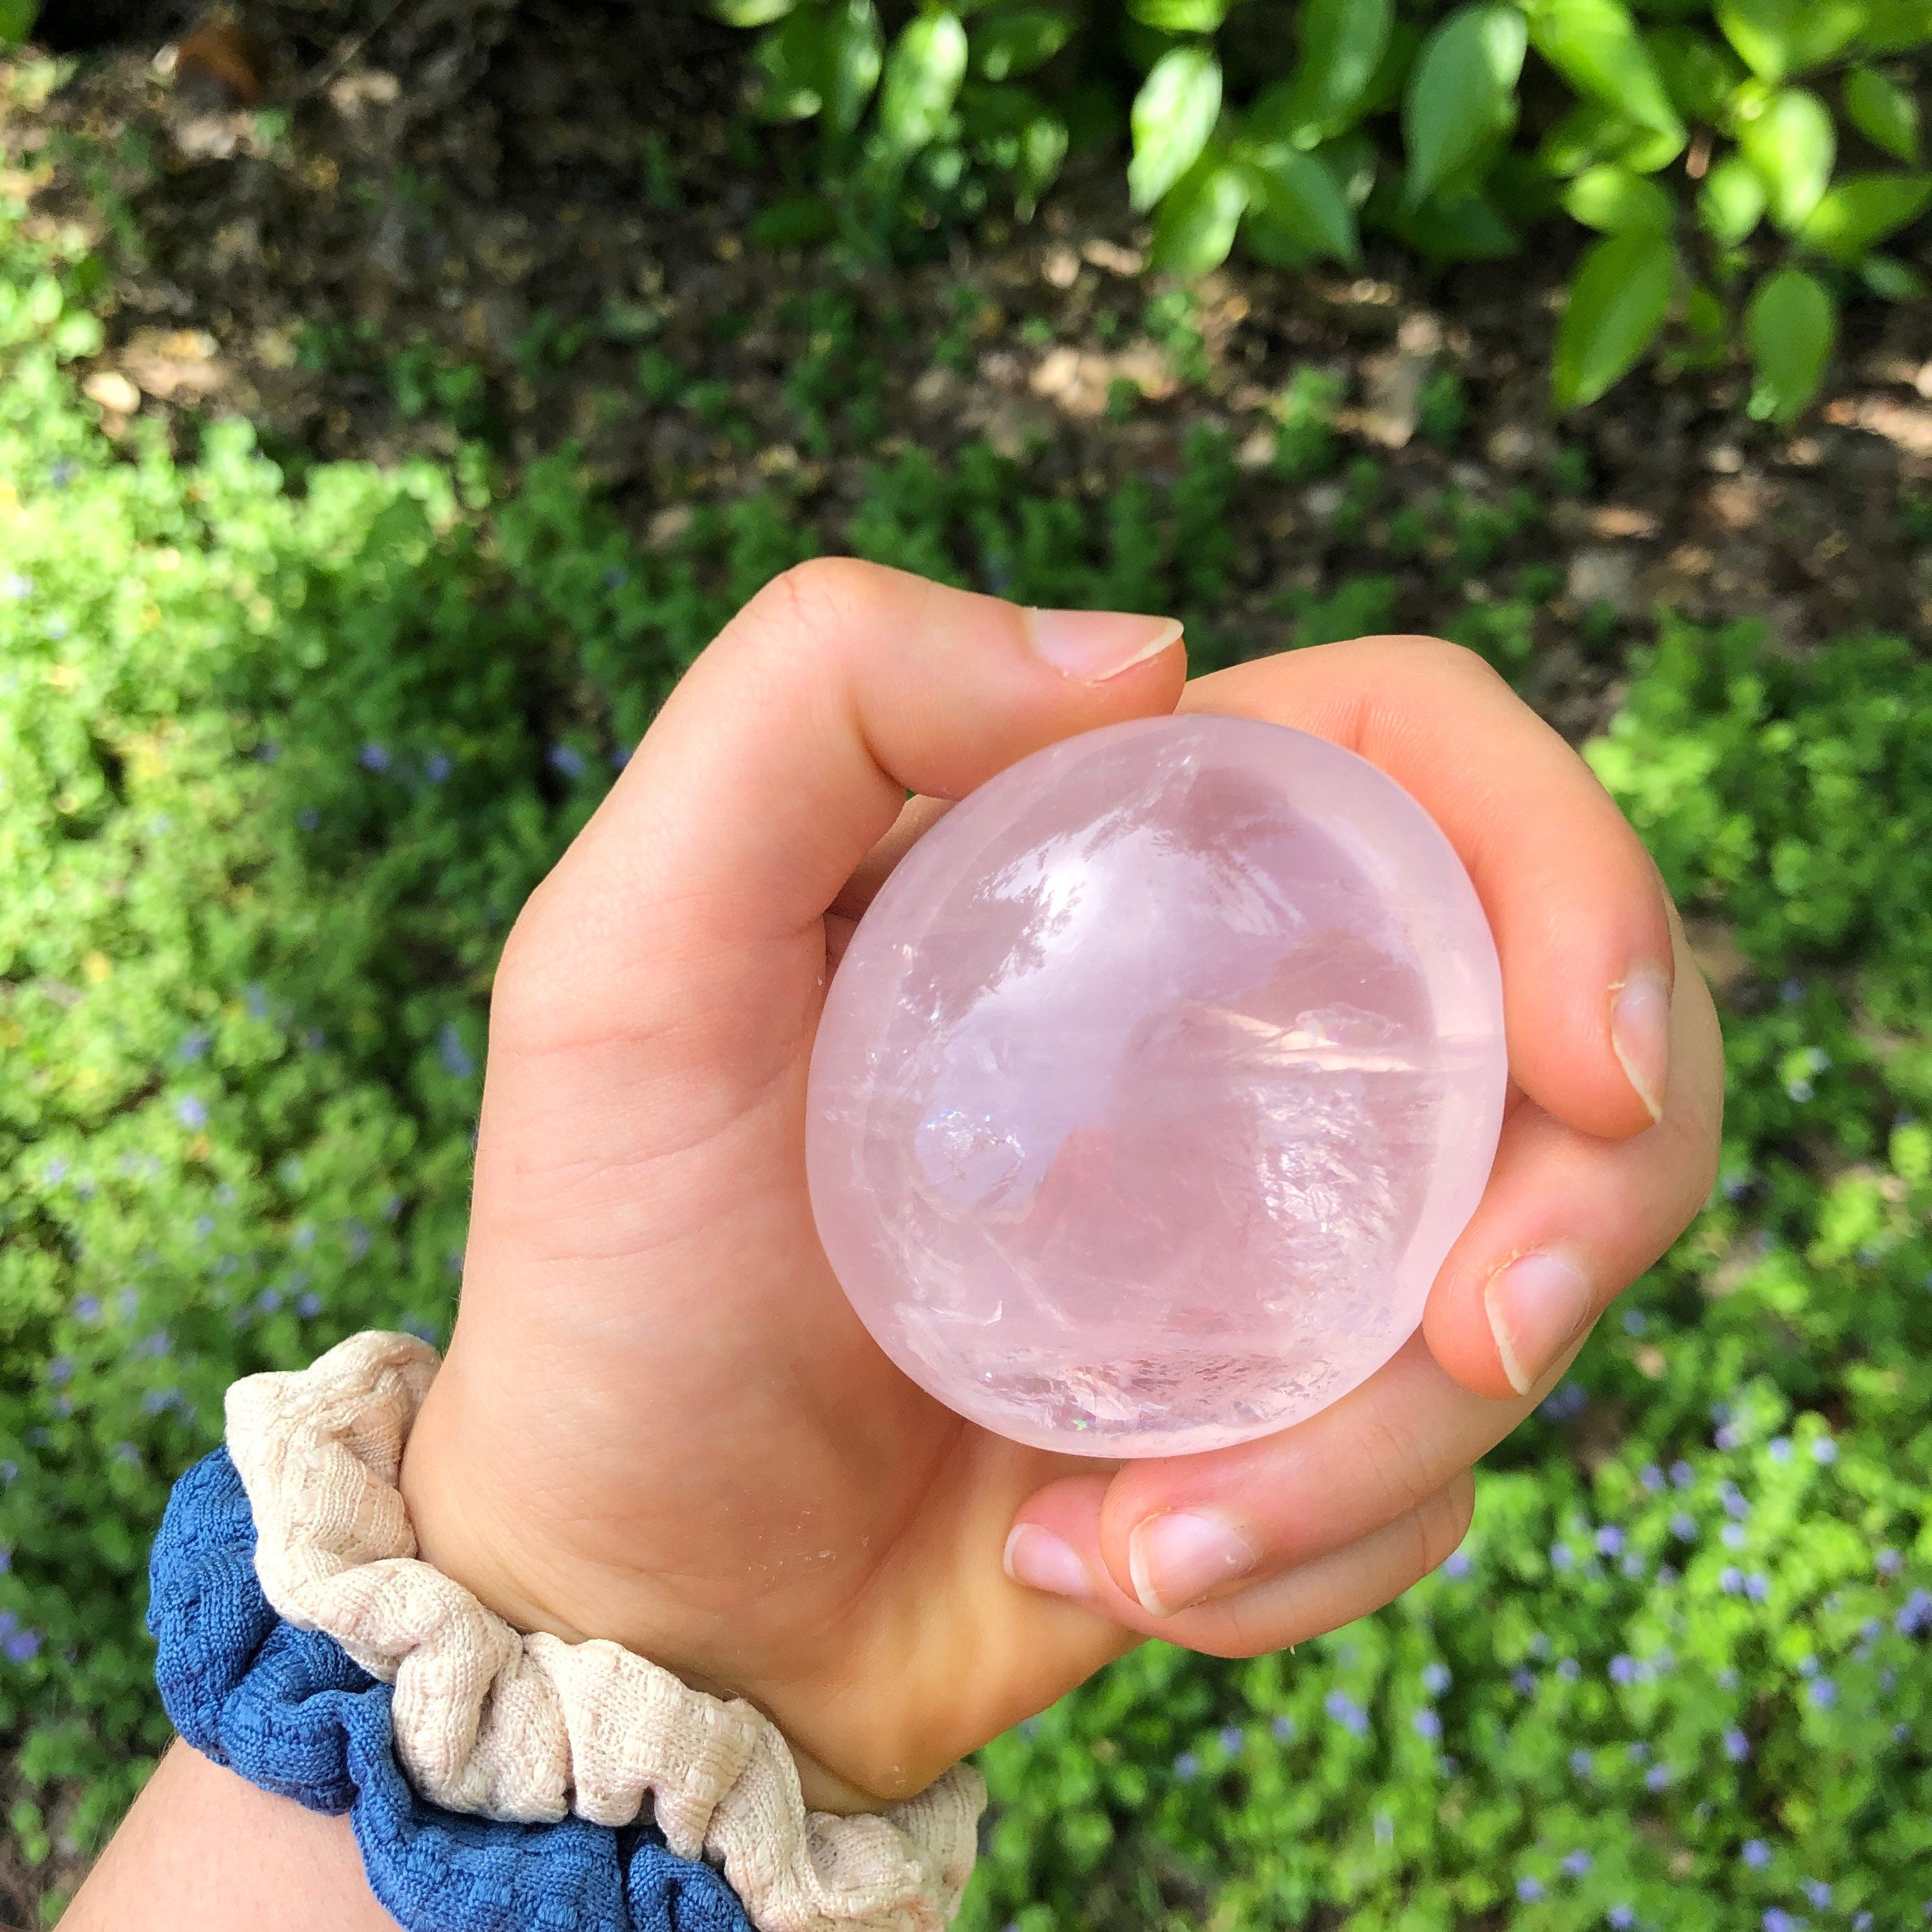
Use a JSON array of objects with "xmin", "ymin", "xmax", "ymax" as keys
[
  {"xmin": 747, "ymin": 555, "xmax": 886, "ymax": 642},
  {"xmin": 1355, "ymin": 1405, "xmax": 1444, "ymax": 1525},
  {"xmin": 1417, "ymin": 1475, "xmax": 1478, "ymax": 1579}
]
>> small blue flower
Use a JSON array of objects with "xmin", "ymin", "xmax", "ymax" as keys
[
  {"xmin": 1761, "ymin": 1912, "xmax": 1802, "ymax": 1932},
  {"xmin": 1811, "ymin": 1437, "xmax": 1838, "ymax": 1465},
  {"xmin": 611, "ymin": 745, "xmax": 633, "ymax": 771},
  {"xmin": 0, "ymin": 1463, "xmax": 15, "ymax": 1486},
  {"xmin": 604, "ymin": 565, "xmax": 628, "ymax": 589},
  {"xmin": 1551, "ymin": 1544, "xmax": 1575, "ymax": 1571},
  {"xmin": 1671, "ymin": 1461, "xmax": 1695, "ymax": 1489},
  {"xmin": 1723, "ymin": 1727, "xmax": 1750, "ymax": 1762},
  {"xmin": 178, "ymin": 1029, "xmax": 212, "ymax": 1063},
  {"xmin": 1443, "ymin": 1549, "xmax": 1472, "ymax": 1579},
  {"xmin": 1271, "ymin": 1714, "xmax": 1294, "ymax": 1742},
  {"xmin": 1645, "ymin": 1762, "xmax": 1671, "ymax": 1791},
  {"xmin": 359, "ymin": 743, "xmax": 392, "ymax": 773},
  {"xmin": 254, "ymin": 740, "xmax": 281, "ymax": 763},
  {"xmin": 1609, "ymin": 1908, "xmax": 1636, "ymax": 1929},
  {"xmin": 1746, "ymin": 1573, "xmax": 1770, "ymax": 1602},
  {"xmin": 1610, "ymin": 1654, "xmax": 1638, "ymax": 1685},
  {"xmin": 50, "ymin": 460, "xmax": 75, "ymax": 488},
  {"xmin": 298, "ymin": 808, "xmax": 321, "ymax": 831},
  {"xmin": 1517, "ymin": 1877, "xmax": 1544, "ymax": 1903},
  {"xmin": 176, "ymin": 1096, "xmax": 208, "ymax": 1130},
  {"xmin": 1671, "ymin": 1511, "xmax": 1698, "ymax": 1541},
  {"xmin": 1560, "ymin": 1851, "xmax": 1592, "ymax": 1877},
  {"xmin": 245, "ymin": 982, "xmax": 272, "ymax": 1019},
  {"xmin": 1173, "ymin": 1751, "xmax": 1199, "ymax": 1781},
  {"xmin": 1621, "ymin": 1307, "xmax": 1647, "ymax": 1335},
  {"xmin": 437, "ymin": 1023, "xmax": 476, "ymax": 1079},
  {"xmin": 1768, "ymin": 1436, "xmax": 1792, "ymax": 1462},
  {"xmin": 74, "ymin": 1296, "xmax": 100, "ymax": 1323},
  {"xmin": 1807, "ymin": 1678, "xmax": 1837, "ymax": 1709},
  {"xmin": 193, "ymin": 1213, "xmax": 214, "ymax": 1241},
  {"xmin": 425, "ymin": 752, "xmax": 453, "ymax": 784},
  {"xmin": 1627, "ymin": 1741, "xmax": 1651, "ymax": 1765},
  {"xmin": 1597, "ymin": 1526, "xmax": 1625, "ymax": 1556},
  {"xmin": 1896, "ymin": 1589, "xmax": 1932, "ymax": 1635},
  {"xmin": 298, "ymin": 1292, "xmax": 323, "ymax": 1319},
  {"xmin": 256, "ymin": 1288, "xmax": 281, "ymax": 1315},
  {"xmin": 1781, "ymin": 978, "xmax": 1804, "ymax": 1004},
  {"xmin": 1716, "ymin": 1423, "xmax": 1742, "ymax": 1449},
  {"xmin": 1786, "ymin": 1079, "xmax": 1814, "ymax": 1104},
  {"xmin": 1512, "ymin": 1669, "xmax": 1537, "ymax": 1696},
  {"xmin": 0, "ymin": 1548, "xmax": 8, "ymax": 1572},
  {"xmin": 1803, "ymin": 1882, "xmax": 1832, "ymax": 1909},
  {"xmin": 1569, "ymin": 1748, "xmax": 1593, "ymax": 1777},
  {"xmin": 1723, "ymin": 1523, "xmax": 1748, "ymax": 1550},
  {"xmin": 1640, "ymin": 1464, "xmax": 1665, "ymax": 1492},
  {"xmin": 1622, "ymin": 1551, "xmax": 1647, "ymax": 1579},
  {"xmin": 1217, "ymin": 1725, "xmax": 1242, "ymax": 1756},
  {"xmin": 1412, "ymin": 1709, "xmax": 1442, "ymax": 1740},
  {"xmin": 3, "ymin": 1629, "xmax": 43, "ymax": 1663},
  {"xmin": 1742, "ymin": 1839, "xmax": 1772, "ymax": 1870},
  {"xmin": 1557, "ymin": 1658, "xmax": 1581, "ymax": 1681},
  {"xmin": 549, "ymin": 744, "xmax": 587, "ymax": 779},
  {"xmin": 141, "ymin": 1387, "xmax": 178, "ymax": 1416},
  {"xmin": 1797, "ymin": 1654, "xmax": 1818, "ymax": 1678},
  {"xmin": 1323, "ymin": 1690, "xmax": 1370, "ymax": 1736},
  {"xmin": 113, "ymin": 1441, "xmax": 140, "ymax": 1468},
  {"xmin": 1421, "ymin": 1663, "xmax": 1452, "ymax": 1695}
]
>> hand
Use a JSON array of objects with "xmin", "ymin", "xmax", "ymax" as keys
[{"xmin": 396, "ymin": 560, "xmax": 1723, "ymax": 1810}]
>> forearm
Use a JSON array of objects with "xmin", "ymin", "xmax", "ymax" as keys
[{"xmin": 64, "ymin": 1741, "xmax": 399, "ymax": 1932}]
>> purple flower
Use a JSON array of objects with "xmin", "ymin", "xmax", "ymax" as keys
[
  {"xmin": 1551, "ymin": 1544, "xmax": 1575, "ymax": 1571},
  {"xmin": 1421, "ymin": 1663, "xmax": 1452, "ymax": 1695},
  {"xmin": 176, "ymin": 1096, "xmax": 208, "ymax": 1130},
  {"xmin": 1723, "ymin": 1524, "xmax": 1748, "ymax": 1550},
  {"xmin": 1721, "ymin": 1567, "xmax": 1746, "ymax": 1595},
  {"xmin": 610, "ymin": 745, "xmax": 633, "ymax": 771},
  {"xmin": 1512, "ymin": 1669, "xmax": 1537, "ymax": 1696},
  {"xmin": 1812, "ymin": 1437, "xmax": 1838, "ymax": 1465},
  {"xmin": 74, "ymin": 1295, "xmax": 100, "ymax": 1322},
  {"xmin": 1807, "ymin": 1678, "xmax": 1837, "ymax": 1709},
  {"xmin": 1746, "ymin": 1573, "xmax": 1770, "ymax": 1602},
  {"xmin": 1645, "ymin": 1762, "xmax": 1671, "ymax": 1791},
  {"xmin": 1610, "ymin": 1654, "xmax": 1638, "ymax": 1685},
  {"xmin": 46, "ymin": 1356, "xmax": 72, "ymax": 1387},
  {"xmin": 141, "ymin": 1387, "xmax": 178, "ymax": 1416},
  {"xmin": 437, "ymin": 1023, "xmax": 476, "ymax": 1079},
  {"xmin": 1761, "ymin": 1913, "xmax": 1801, "ymax": 1932},
  {"xmin": 1558, "ymin": 1658, "xmax": 1581, "ymax": 1681},
  {"xmin": 178, "ymin": 1029, "xmax": 211, "ymax": 1063},
  {"xmin": 1517, "ymin": 1877, "xmax": 1544, "ymax": 1903},
  {"xmin": 1560, "ymin": 1850, "xmax": 1593, "ymax": 1877},
  {"xmin": 1569, "ymin": 1748, "xmax": 1593, "ymax": 1777},
  {"xmin": 1412, "ymin": 1709, "xmax": 1442, "ymax": 1741},
  {"xmin": 1443, "ymin": 1549, "xmax": 1472, "ymax": 1579},
  {"xmin": 1671, "ymin": 1511, "xmax": 1698, "ymax": 1541},
  {"xmin": 1671, "ymin": 1461, "xmax": 1695, "ymax": 1489},
  {"xmin": 548, "ymin": 744, "xmax": 587, "ymax": 779},
  {"xmin": 1641, "ymin": 1464, "xmax": 1665, "ymax": 1492},
  {"xmin": 1897, "ymin": 1589, "xmax": 1932, "ymax": 1635},
  {"xmin": 298, "ymin": 1292, "xmax": 323, "ymax": 1318},
  {"xmin": 1803, "ymin": 1882, "xmax": 1832, "ymax": 1909},
  {"xmin": 1724, "ymin": 1727, "xmax": 1750, "ymax": 1762},
  {"xmin": 1742, "ymin": 1839, "xmax": 1772, "ymax": 1869},
  {"xmin": 1609, "ymin": 1908, "xmax": 1636, "ymax": 1929},
  {"xmin": 1217, "ymin": 1725, "xmax": 1243, "ymax": 1756},
  {"xmin": 1597, "ymin": 1526, "xmax": 1625, "ymax": 1555},
  {"xmin": 1173, "ymin": 1751, "xmax": 1199, "ymax": 1781},
  {"xmin": 359, "ymin": 743, "xmax": 392, "ymax": 773},
  {"xmin": 256, "ymin": 1288, "xmax": 281, "ymax": 1315},
  {"xmin": 1271, "ymin": 1714, "xmax": 1294, "ymax": 1742},
  {"xmin": 1797, "ymin": 1654, "xmax": 1818, "ymax": 1678},
  {"xmin": 4, "ymin": 1629, "xmax": 42, "ymax": 1663},
  {"xmin": 425, "ymin": 752, "xmax": 453, "ymax": 784},
  {"xmin": 1323, "ymin": 1690, "xmax": 1370, "ymax": 1736},
  {"xmin": 1627, "ymin": 1741, "xmax": 1651, "ymax": 1765},
  {"xmin": 1768, "ymin": 1437, "xmax": 1792, "ymax": 1462},
  {"xmin": 113, "ymin": 1441, "xmax": 140, "ymax": 1468},
  {"xmin": 1621, "ymin": 1307, "xmax": 1647, "ymax": 1335}
]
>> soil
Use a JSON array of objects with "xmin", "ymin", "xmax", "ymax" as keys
[{"xmin": 3, "ymin": 1, "xmax": 1932, "ymax": 1913}]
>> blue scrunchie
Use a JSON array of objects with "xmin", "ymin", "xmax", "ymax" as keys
[{"xmin": 148, "ymin": 1448, "xmax": 755, "ymax": 1932}]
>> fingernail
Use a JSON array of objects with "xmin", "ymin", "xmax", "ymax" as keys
[
  {"xmin": 1127, "ymin": 1511, "xmax": 1257, "ymax": 1619},
  {"xmin": 1610, "ymin": 963, "xmax": 1672, "ymax": 1125},
  {"xmin": 1484, "ymin": 1250, "xmax": 1595, "ymax": 1396},
  {"xmin": 1003, "ymin": 1524, "xmax": 1092, "ymax": 1602},
  {"xmin": 1023, "ymin": 608, "xmax": 1182, "ymax": 683}
]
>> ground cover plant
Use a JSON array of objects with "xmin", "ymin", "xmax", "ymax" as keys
[{"xmin": 3, "ymin": 35, "xmax": 1932, "ymax": 1932}]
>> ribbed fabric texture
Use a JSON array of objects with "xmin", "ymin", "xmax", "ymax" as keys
[{"xmin": 149, "ymin": 1447, "xmax": 755, "ymax": 1932}]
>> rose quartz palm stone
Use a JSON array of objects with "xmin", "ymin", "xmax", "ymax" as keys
[{"xmin": 806, "ymin": 714, "xmax": 1507, "ymax": 1457}]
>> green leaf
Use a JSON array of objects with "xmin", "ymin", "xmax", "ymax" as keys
[
  {"xmin": 1239, "ymin": 148, "xmax": 1361, "ymax": 263},
  {"xmin": 1403, "ymin": 3, "xmax": 1528, "ymax": 205},
  {"xmin": 1698, "ymin": 152, "xmax": 1768, "ymax": 243},
  {"xmin": 1860, "ymin": 252, "xmax": 1929, "ymax": 298},
  {"xmin": 1715, "ymin": 0, "xmax": 1864, "ymax": 80},
  {"xmin": 1538, "ymin": 97, "xmax": 1689, "ymax": 176},
  {"xmin": 748, "ymin": 194, "xmax": 838, "ymax": 246},
  {"xmin": 1128, "ymin": 0, "xmax": 1231, "ymax": 26},
  {"xmin": 1844, "ymin": 67, "xmax": 1922, "ymax": 164},
  {"xmin": 1739, "ymin": 89, "xmax": 1835, "ymax": 229},
  {"xmin": 1647, "ymin": 26, "xmax": 1747, "ymax": 126},
  {"xmin": 1378, "ymin": 184, "xmax": 1520, "ymax": 259},
  {"xmin": 713, "ymin": 0, "xmax": 796, "ymax": 25},
  {"xmin": 824, "ymin": 0, "xmax": 887, "ymax": 133},
  {"xmin": 1524, "ymin": 0, "xmax": 1685, "ymax": 152},
  {"xmin": 1150, "ymin": 155, "xmax": 1249, "ymax": 273},
  {"xmin": 1799, "ymin": 172, "xmax": 1932, "ymax": 258},
  {"xmin": 877, "ymin": 12, "xmax": 969, "ymax": 151},
  {"xmin": 1016, "ymin": 111, "xmax": 1070, "ymax": 212},
  {"xmin": 972, "ymin": 5, "xmax": 1076, "ymax": 80},
  {"xmin": 1563, "ymin": 163, "xmax": 1676, "ymax": 232},
  {"xmin": 1862, "ymin": 0, "xmax": 1932, "ymax": 52},
  {"xmin": 1129, "ymin": 48, "xmax": 1225, "ymax": 211},
  {"xmin": 1268, "ymin": 0, "xmax": 1394, "ymax": 144},
  {"xmin": 1553, "ymin": 229, "xmax": 1677, "ymax": 409},
  {"xmin": 0, "ymin": 0, "xmax": 39, "ymax": 35},
  {"xmin": 1745, "ymin": 266, "xmax": 1835, "ymax": 422}
]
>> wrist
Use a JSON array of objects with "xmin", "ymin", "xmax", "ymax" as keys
[{"xmin": 397, "ymin": 1365, "xmax": 900, "ymax": 1816}]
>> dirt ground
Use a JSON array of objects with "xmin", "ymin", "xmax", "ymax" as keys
[{"xmin": 15, "ymin": 0, "xmax": 1932, "ymax": 753}]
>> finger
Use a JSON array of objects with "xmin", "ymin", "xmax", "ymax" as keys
[
  {"xmin": 495, "ymin": 561, "xmax": 1186, "ymax": 1073},
  {"xmin": 1426, "ymin": 898, "xmax": 1723, "ymax": 1397},
  {"xmin": 1181, "ymin": 636, "xmax": 1675, "ymax": 1141},
  {"xmin": 1009, "ymin": 1466, "xmax": 1476, "ymax": 1657}
]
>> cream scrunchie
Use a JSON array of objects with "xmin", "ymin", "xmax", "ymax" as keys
[{"xmin": 223, "ymin": 1331, "xmax": 984, "ymax": 1932}]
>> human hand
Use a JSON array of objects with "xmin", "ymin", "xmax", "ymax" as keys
[{"xmin": 395, "ymin": 560, "xmax": 1722, "ymax": 1812}]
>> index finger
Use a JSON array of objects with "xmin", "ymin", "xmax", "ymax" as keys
[{"xmin": 1182, "ymin": 635, "xmax": 1672, "ymax": 1141}]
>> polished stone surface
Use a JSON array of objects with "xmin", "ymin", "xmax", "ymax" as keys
[{"xmin": 808, "ymin": 715, "xmax": 1507, "ymax": 1456}]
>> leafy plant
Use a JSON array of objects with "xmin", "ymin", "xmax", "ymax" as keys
[{"xmin": 714, "ymin": 0, "xmax": 1932, "ymax": 419}]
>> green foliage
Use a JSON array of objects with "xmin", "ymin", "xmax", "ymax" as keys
[{"xmin": 714, "ymin": 0, "xmax": 1932, "ymax": 419}]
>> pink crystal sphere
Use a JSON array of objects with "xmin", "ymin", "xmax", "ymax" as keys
[{"xmin": 807, "ymin": 714, "xmax": 1507, "ymax": 1457}]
